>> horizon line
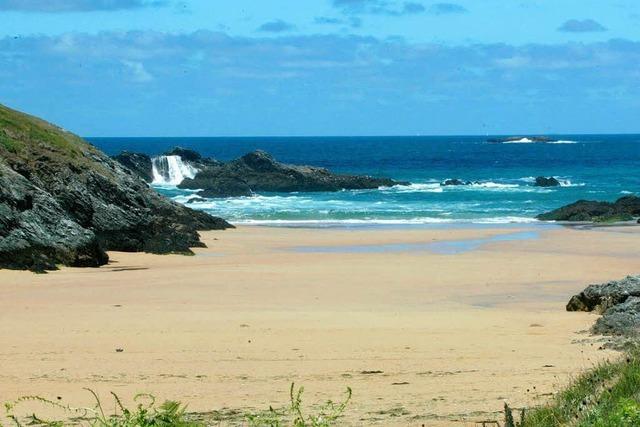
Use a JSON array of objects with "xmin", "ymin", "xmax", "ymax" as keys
[{"xmin": 85, "ymin": 132, "xmax": 640, "ymax": 139}]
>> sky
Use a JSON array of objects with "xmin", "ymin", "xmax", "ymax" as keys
[{"xmin": 0, "ymin": 0, "xmax": 639, "ymax": 136}]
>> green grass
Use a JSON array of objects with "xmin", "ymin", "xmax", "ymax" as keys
[{"xmin": 511, "ymin": 353, "xmax": 640, "ymax": 426}]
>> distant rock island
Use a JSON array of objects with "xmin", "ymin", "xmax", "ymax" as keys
[
  {"xmin": 115, "ymin": 148, "xmax": 409, "ymax": 198},
  {"xmin": 0, "ymin": 105, "xmax": 232, "ymax": 272},
  {"xmin": 486, "ymin": 136, "xmax": 557, "ymax": 144},
  {"xmin": 537, "ymin": 195, "xmax": 640, "ymax": 223}
]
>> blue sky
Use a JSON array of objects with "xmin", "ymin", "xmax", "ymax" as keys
[{"xmin": 0, "ymin": 0, "xmax": 639, "ymax": 136}]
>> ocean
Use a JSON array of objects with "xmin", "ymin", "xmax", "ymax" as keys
[{"xmin": 90, "ymin": 135, "xmax": 640, "ymax": 226}]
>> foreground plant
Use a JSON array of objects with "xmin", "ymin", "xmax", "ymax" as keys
[
  {"xmin": 3, "ymin": 383, "xmax": 352, "ymax": 427},
  {"xmin": 246, "ymin": 383, "xmax": 352, "ymax": 427},
  {"xmin": 3, "ymin": 389, "xmax": 198, "ymax": 427}
]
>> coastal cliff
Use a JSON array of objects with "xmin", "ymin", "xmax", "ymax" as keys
[{"xmin": 0, "ymin": 104, "xmax": 232, "ymax": 271}]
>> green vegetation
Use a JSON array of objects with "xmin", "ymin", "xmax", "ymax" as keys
[
  {"xmin": 2, "ymin": 384, "xmax": 351, "ymax": 427},
  {"xmin": 508, "ymin": 352, "xmax": 640, "ymax": 426},
  {"xmin": 0, "ymin": 104, "xmax": 84, "ymax": 158}
]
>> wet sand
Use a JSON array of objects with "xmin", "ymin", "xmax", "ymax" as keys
[{"xmin": 1, "ymin": 225, "xmax": 639, "ymax": 425}]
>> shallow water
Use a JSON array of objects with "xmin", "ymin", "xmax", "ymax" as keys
[{"xmin": 288, "ymin": 230, "xmax": 541, "ymax": 254}]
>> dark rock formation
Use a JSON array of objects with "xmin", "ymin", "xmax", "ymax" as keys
[
  {"xmin": 0, "ymin": 104, "xmax": 232, "ymax": 272},
  {"xmin": 567, "ymin": 275, "xmax": 640, "ymax": 337},
  {"xmin": 179, "ymin": 150, "xmax": 408, "ymax": 198},
  {"xmin": 164, "ymin": 147, "xmax": 203, "ymax": 163},
  {"xmin": 534, "ymin": 176, "xmax": 560, "ymax": 187},
  {"xmin": 113, "ymin": 151, "xmax": 153, "ymax": 182},
  {"xmin": 163, "ymin": 147, "xmax": 221, "ymax": 168},
  {"xmin": 537, "ymin": 195, "xmax": 640, "ymax": 223},
  {"xmin": 441, "ymin": 179, "xmax": 473, "ymax": 186}
]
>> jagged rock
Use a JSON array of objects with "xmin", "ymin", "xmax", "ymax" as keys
[
  {"xmin": 0, "ymin": 163, "xmax": 107, "ymax": 271},
  {"xmin": 179, "ymin": 150, "xmax": 408, "ymax": 197},
  {"xmin": 534, "ymin": 176, "xmax": 560, "ymax": 187},
  {"xmin": 441, "ymin": 179, "xmax": 472, "ymax": 186},
  {"xmin": 537, "ymin": 195, "xmax": 640, "ymax": 222},
  {"xmin": 113, "ymin": 151, "xmax": 153, "ymax": 182},
  {"xmin": 0, "ymin": 104, "xmax": 233, "ymax": 271}
]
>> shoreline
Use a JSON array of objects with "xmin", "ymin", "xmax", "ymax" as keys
[{"xmin": 2, "ymin": 225, "xmax": 640, "ymax": 425}]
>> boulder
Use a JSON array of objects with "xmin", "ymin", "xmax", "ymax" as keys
[{"xmin": 534, "ymin": 176, "xmax": 560, "ymax": 187}]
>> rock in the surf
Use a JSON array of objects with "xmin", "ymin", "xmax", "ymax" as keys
[
  {"xmin": 534, "ymin": 176, "xmax": 561, "ymax": 187},
  {"xmin": 537, "ymin": 195, "xmax": 640, "ymax": 223},
  {"xmin": 178, "ymin": 150, "xmax": 409, "ymax": 197}
]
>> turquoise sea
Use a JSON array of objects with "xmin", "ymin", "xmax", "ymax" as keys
[{"xmin": 91, "ymin": 135, "xmax": 640, "ymax": 226}]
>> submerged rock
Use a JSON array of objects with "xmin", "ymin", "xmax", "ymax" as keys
[
  {"xmin": 534, "ymin": 176, "xmax": 560, "ymax": 187},
  {"xmin": 179, "ymin": 150, "xmax": 408, "ymax": 197},
  {"xmin": 537, "ymin": 195, "xmax": 640, "ymax": 223},
  {"xmin": 0, "ymin": 104, "xmax": 233, "ymax": 271}
]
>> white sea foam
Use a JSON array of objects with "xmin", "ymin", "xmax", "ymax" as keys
[
  {"xmin": 151, "ymin": 155, "xmax": 198, "ymax": 185},
  {"xmin": 558, "ymin": 179, "xmax": 584, "ymax": 187},
  {"xmin": 548, "ymin": 140, "xmax": 578, "ymax": 144},
  {"xmin": 470, "ymin": 182, "xmax": 519, "ymax": 189},
  {"xmin": 385, "ymin": 183, "xmax": 443, "ymax": 193},
  {"xmin": 231, "ymin": 216, "xmax": 540, "ymax": 226}
]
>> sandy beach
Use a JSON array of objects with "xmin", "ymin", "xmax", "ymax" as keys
[{"xmin": 1, "ymin": 224, "xmax": 639, "ymax": 425}]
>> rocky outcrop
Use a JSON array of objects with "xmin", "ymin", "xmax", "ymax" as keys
[
  {"xmin": 113, "ymin": 151, "xmax": 153, "ymax": 182},
  {"xmin": 567, "ymin": 275, "xmax": 640, "ymax": 337},
  {"xmin": 534, "ymin": 176, "xmax": 560, "ymax": 187},
  {"xmin": 537, "ymin": 196, "xmax": 640, "ymax": 223},
  {"xmin": 178, "ymin": 150, "xmax": 408, "ymax": 198},
  {"xmin": 0, "ymin": 104, "xmax": 232, "ymax": 272},
  {"xmin": 163, "ymin": 147, "xmax": 221, "ymax": 168}
]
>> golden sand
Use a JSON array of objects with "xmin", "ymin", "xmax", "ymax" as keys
[{"xmin": 1, "ymin": 225, "xmax": 639, "ymax": 425}]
